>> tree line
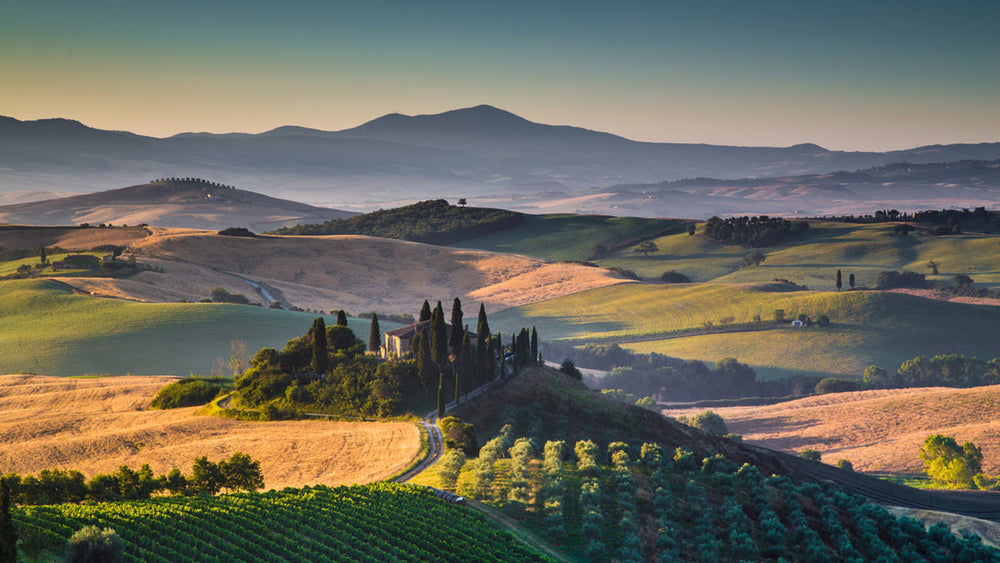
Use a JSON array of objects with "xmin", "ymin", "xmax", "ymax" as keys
[
  {"xmin": 1, "ymin": 453, "xmax": 263, "ymax": 506},
  {"xmin": 864, "ymin": 354, "xmax": 1000, "ymax": 390},
  {"xmin": 268, "ymin": 199, "xmax": 525, "ymax": 244},
  {"xmin": 702, "ymin": 215, "xmax": 806, "ymax": 247}
]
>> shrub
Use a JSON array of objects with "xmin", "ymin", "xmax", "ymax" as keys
[
  {"xmin": 814, "ymin": 378, "xmax": 860, "ymax": 395},
  {"xmin": 799, "ymin": 449, "xmax": 822, "ymax": 462},
  {"xmin": 660, "ymin": 270, "xmax": 692, "ymax": 283},
  {"xmin": 836, "ymin": 459, "xmax": 855, "ymax": 471},
  {"xmin": 66, "ymin": 526, "xmax": 122, "ymax": 563},
  {"xmin": 875, "ymin": 270, "xmax": 927, "ymax": 289},
  {"xmin": 686, "ymin": 410, "xmax": 728, "ymax": 436},
  {"xmin": 217, "ymin": 227, "xmax": 256, "ymax": 237},
  {"xmin": 150, "ymin": 377, "xmax": 229, "ymax": 409}
]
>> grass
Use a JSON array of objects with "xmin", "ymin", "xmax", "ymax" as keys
[
  {"xmin": 0, "ymin": 252, "xmax": 98, "ymax": 277},
  {"xmin": 452, "ymin": 213, "xmax": 681, "ymax": 261},
  {"xmin": 595, "ymin": 222, "xmax": 1000, "ymax": 289},
  {"xmin": 494, "ymin": 282, "xmax": 1000, "ymax": 379},
  {"xmin": 0, "ymin": 279, "xmax": 399, "ymax": 376},
  {"xmin": 0, "ymin": 374, "xmax": 422, "ymax": 489}
]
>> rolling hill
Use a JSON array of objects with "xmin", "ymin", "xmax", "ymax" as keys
[
  {"xmin": 0, "ymin": 178, "xmax": 354, "ymax": 231},
  {"xmin": 4, "ymin": 107, "xmax": 1000, "ymax": 217},
  {"xmin": 663, "ymin": 385, "xmax": 1000, "ymax": 476},
  {"xmin": 493, "ymin": 282, "xmax": 1000, "ymax": 379},
  {"xmin": 0, "ymin": 279, "xmax": 389, "ymax": 377}
]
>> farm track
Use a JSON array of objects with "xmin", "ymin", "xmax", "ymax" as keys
[{"xmin": 394, "ymin": 411, "xmax": 442, "ymax": 483}]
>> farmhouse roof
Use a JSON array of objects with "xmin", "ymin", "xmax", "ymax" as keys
[{"xmin": 384, "ymin": 320, "xmax": 433, "ymax": 338}]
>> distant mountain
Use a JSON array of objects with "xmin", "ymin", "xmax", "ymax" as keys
[
  {"xmin": 501, "ymin": 160, "xmax": 1000, "ymax": 218},
  {"xmin": 0, "ymin": 179, "xmax": 355, "ymax": 230},
  {"xmin": 1, "ymin": 106, "xmax": 999, "ymax": 212}
]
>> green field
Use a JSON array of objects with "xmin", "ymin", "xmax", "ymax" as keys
[
  {"xmin": 595, "ymin": 222, "xmax": 1000, "ymax": 289},
  {"xmin": 452, "ymin": 213, "xmax": 681, "ymax": 261},
  {"xmin": 13, "ymin": 483, "xmax": 549, "ymax": 562},
  {"xmin": 0, "ymin": 279, "xmax": 397, "ymax": 377},
  {"xmin": 493, "ymin": 283, "xmax": 1000, "ymax": 379}
]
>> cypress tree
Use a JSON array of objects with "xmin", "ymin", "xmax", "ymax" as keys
[
  {"xmin": 431, "ymin": 302, "xmax": 448, "ymax": 369},
  {"xmin": 39, "ymin": 246, "xmax": 46, "ymax": 265},
  {"xmin": 449, "ymin": 297, "xmax": 464, "ymax": 356},
  {"xmin": 311, "ymin": 317, "xmax": 328, "ymax": 375},
  {"xmin": 414, "ymin": 330, "xmax": 435, "ymax": 387},
  {"xmin": 336, "ymin": 310, "xmax": 348, "ymax": 326},
  {"xmin": 836, "ymin": 270, "xmax": 842, "ymax": 291},
  {"xmin": 368, "ymin": 314, "xmax": 381, "ymax": 354},
  {"xmin": 849, "ymin": 273, "xmax": 856, "ymax": 289},
  {"xmin": 518, "ymin": 328, "xmax": 530, "ymax": 367},
  {"xmin": 437, "ymin": 364, "xmax": 446, "ymax": 418},
  {"xmin": 419, "ymin": 300, "xmax": 432, "ymax": 322},
  {"xmin": 531, "ymin": 326, "xmax": 539, "ymax": 365},
  {"xmin": 455, "ymin": 332, "xmax": 472, "ymax": 406},
  {"xmin": 0, "ymin": 478, "xmax": 16, "ymax": 563},
  {"xmin": 476, "ymin": 303, "xmax": 490, "ymax": 341}
]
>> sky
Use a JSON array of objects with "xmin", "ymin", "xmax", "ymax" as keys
[{"xmin": 1, "ymin": 0, "xmax": 998, "ymax": 151}]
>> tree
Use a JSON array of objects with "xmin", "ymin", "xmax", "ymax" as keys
[
  {"xmin": 457, "ymin": 198, "xmax": 467, "ymax": 207},
  {"xmin": 430, "ymin": 302, "xmax": 448, "ymax": 369},
  {"xmin": 368, "ymin": 313, "xmax": 381, "ymax": 354},
  {"xmin": 311, "ymin": 317, "xmax": 328, "ymax": 375},
  {"xmin": 0, "ymin": 479, "xmax": 16, "ymax": 563},
  {"xmin": 530, "ymin": 327, "xmax": 539, "ymax": 365},
  {"xmin": 687, "ymin": 224, "xmax": 696, "ymax": 236},
  {"xmin": 634, "ymin": 240, "xmax": 658, "ymax": 256},
  {"xmin": 849, "ymin": 272, "xmax": 855, "ymax": 289},
  {"xmin": 66, "ymin": 526, "xmax": 122, "ymax": 563},
  {"xmin": 836, "ymin": 270, "xmax": 842, "ymax": 291},
  {"xmin": 336, "ymin": 310, "xmax": 348, "ymax": 326},
  {"xmin": 219, "ymin": 452, "xmax": 264, "ymax": 492},
  {"xmin": 449, "ymin": 298, "xmax": 464, "ymax": 357},
  {"xmin": 419, "ymin": 300, "xmax": 432, "ymax": 322},
  {"xmin": 559, "ymin": 359, "xmax": 581, "ymax": 380},
  {"xmin": 920, "ymin": 435, "xmax": 983, "ymax": 488},
  {"xmin": 190, "ymin": 457, "xmax": 225, "ymax": 495},
  {"xmin": 927, "ymin": 261, "xmax": 940, "ymax": 275},
  {"xmin": 863, "ymin": 365, "xmax": 891, "ymax": 389},
  {"xmin": 38, "ymin": 246, "xmax": 46, "ymax": 265},
  {"xmin": 836, "ymin": 459, "xmax": 854, "ymax": 471},
  {"xmin": 686, "ymin": 411, "xmax": 728, "ymax": 436},
  {"xmin": 743, "ymin": 250, "xmax": 766, "ymax": 267},
  {"xmin": 476, "ymin": 303, "xmax": 490, "ymax": 340}
]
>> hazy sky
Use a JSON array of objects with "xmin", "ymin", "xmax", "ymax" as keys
[{"xmin": 2, "ymin": 0, "xmax": 997, "ymax": 151}]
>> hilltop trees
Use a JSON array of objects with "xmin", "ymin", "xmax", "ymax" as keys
[{"xmin": 703, "ymin": 215, "xmax": 793, "ymax": 246}]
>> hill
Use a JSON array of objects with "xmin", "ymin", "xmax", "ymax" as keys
[
  {"xmin": 0, "ymin": 374, "xmax": 419, "ymax": 488},
  {"xmin": 0, "ymin": 178, "xmax": 354, "ymax": 231},
  {"xmin": 0, "ymin": 279, "xmax": 388, "ymax": 376},
  {"xmin": 101, "ymin": 228, "xmax": 628, "ymax": 313},
  {"xmin": 663, "ymin": 385, "xmax": 1000, "ymax": 477},
  {"xmin": 270, "ymin": 199, "xmax": 524, "ymax": 243},
  {"xmin": 493, "ymin": 283, "xmax": 1000, "ymax": 379},
  {"xmin": 11, "ymin": 484, "xmax": 548, "ymax": 562},
  {"xmin": 4, "ymin": 108, "xmax": 1000, "ymax": 217}
]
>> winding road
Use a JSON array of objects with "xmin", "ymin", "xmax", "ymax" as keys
[{"xmin": 394, "ymin": 410, "xmax": 443, "ymax": 483}]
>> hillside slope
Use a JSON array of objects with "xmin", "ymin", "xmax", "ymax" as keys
[
  {"xmin": 113, "ymin": 229, "xmax": 629, "ymax": 313},
  {"xmin": 664, "ymin": 385, "xmax": 1000, "ymax": 475},
  {"xmin": 0, "ymin": 179, "xmax": 354, "ymax": 231}
]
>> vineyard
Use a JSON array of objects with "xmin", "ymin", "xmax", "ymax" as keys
[
  {"xmin": 436, "ymin": 430, "xmax": 1000, "ymax": 562},
  {"xmin": 12, "ymin": 483, "xmax": 550, "ymax": 562}
]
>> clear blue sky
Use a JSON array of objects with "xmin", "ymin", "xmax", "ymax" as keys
[{"xmin": 2, "ymin": 0, "xmax": 997, "ymax": 150}]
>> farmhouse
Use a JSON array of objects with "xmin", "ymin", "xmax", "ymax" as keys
[{"xmin": 382, "ymin": 320, "xmax": 478, "ymax": 358}]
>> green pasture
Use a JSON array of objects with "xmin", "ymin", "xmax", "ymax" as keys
[
  {"xmin": 0, "ymin": 252, "xmax": 99, "ymax": 277},
  {"xmin": 0, "ymin": 279, "xmax": 397, "ymax": 377},
  {"xmin": 596, "ymin": 222, "xmax": 1000, "ymax": 289},
  {"xmin": 452, "ymin": 213, "xmax": 681, "ymax": 261},
  {"xmin": 494, "ymin": 282, "xmax": 1000, "ymax": 380}
]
